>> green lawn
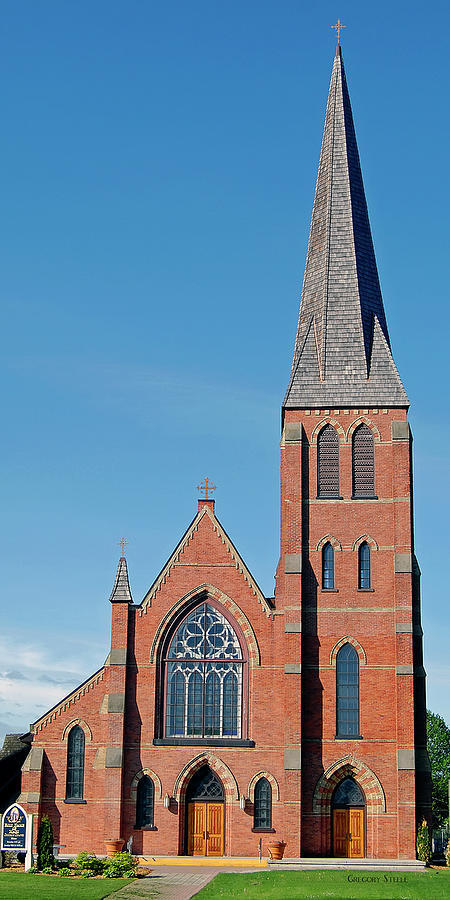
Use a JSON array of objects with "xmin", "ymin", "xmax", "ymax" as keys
[
  {"xmin": 196, "ymin": 868, "xmax": 450, "ymax": 900},
  {"xmin": 0, "ymin": 873, "xmax": 130, "ymax": 899}
]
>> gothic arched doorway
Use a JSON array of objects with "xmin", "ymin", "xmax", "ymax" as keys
[
  {"xmin": 185, "ymin": 765, "xmax": 224, "ymax": 856},
  {"xmin": 332, "ymin": 777, "xmax": 365, "ymax": 858}
]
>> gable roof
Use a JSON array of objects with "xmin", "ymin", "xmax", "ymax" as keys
[
  {"xmin": 139, "ymin": 503, "xmax": 273, "ymax": 616},
  {"xmin": 284, "ymin": 46, "xmax": 408, "ymax": 409}
]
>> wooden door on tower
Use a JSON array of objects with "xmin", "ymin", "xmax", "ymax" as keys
[
  {"xmin": 332, "ymin": 808, "xmax": 364, "ymax": 858},
  {"xmin": 187, "ymin": 802, "xmax": 224, "ymax": 856}
]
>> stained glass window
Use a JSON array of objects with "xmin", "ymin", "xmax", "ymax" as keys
[
  {"xmin": 66, "ymin": 725, "xmax": 85, "ymax": 800},
  {"xmin": 333, "ymin": 777, "xmax": 365, "ymax": 807},
  {"xmin": 318, "ymin": 425, "xmax": 340, "ymax": 497},
  {"xmin": 358, "ymin": 542, "xmax": 371, "ymax": 589},
  {"xmin": 322, "ymin": 542, "xmax": 335, "ymax": 589},
  {"xmin": 254, "ymin": 777, "xmax": 272, "ymax": 829},
  {"xmin": 352, "ymin": 424, "xmax": 375, "ymax": 497},
  {"xmin": 165, "ymin": 603, "xmax": 243, "ymax": 739},
  {"xmin": 136, "ymin": 776, "xmax": 154, "ymax": 828},
  {"xmin": 336, "ymin": 644, "xmax": 360, "ymax": 736}
]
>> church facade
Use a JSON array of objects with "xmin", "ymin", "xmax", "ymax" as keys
[{"xmin": 20, "ymin": 47, "xmax": 430, "ymax": 860}]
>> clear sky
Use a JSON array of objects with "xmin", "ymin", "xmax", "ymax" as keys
[{"xmin": 1, "ymin": 0, "xmax": 449, "ymax": 745}]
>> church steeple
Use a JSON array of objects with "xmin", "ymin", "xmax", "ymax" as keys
[{"xmin": 284, "ymin": 46, "xmax": 408, "ymax": 409}]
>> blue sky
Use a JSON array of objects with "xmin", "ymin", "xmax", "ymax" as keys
[{"xmin": 1, "ymin": 0, "xmax": 449, "ymax": 743}]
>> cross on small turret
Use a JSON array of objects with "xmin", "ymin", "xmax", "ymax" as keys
[
  {"xmin": 331, "ymin": 18, "xmax": 346, "ymax": 44},
  {"xmin": 197, "ymin": 477, "xmax": 216, "ymax": 500},
  {"xmin": 118, "ymin": 537, "xmax": 128, "ymax": 556}
]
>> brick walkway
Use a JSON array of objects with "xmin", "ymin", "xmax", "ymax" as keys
[{"xmin": 113, "ymin": 865, "xmax": 261, "ymax": 900}]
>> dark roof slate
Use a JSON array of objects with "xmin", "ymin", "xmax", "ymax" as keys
[
  {"xmin": 284, "ymin": 47, "xmax": 408, "ymax": 409},
  {"xmin": 109, "ymin": 557, "xmax": 133, "ymax": 604}
]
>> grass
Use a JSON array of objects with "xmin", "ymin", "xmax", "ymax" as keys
[
  {"xmin": 0, "ymin": 872, "xmax": 130, "ymax": 899},
  {"xmin": 195, "ymin": 868, "xmax": 450, "ymax": 900}
]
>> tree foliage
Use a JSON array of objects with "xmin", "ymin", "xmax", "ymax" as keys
[
  {"xmin": 36, "ymin": 814, "xmax": 54, "ymax": 871},
  {"xmin": 427, "ymin": 709, "xmax": 450, "ymax": 827}
]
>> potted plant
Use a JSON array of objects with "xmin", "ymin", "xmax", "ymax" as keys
[
  {"xmin": 104, "ymin": 839, "xmax": 124, "ymax": 857},
  {"xmin": 267, "ymin": 840, "xmax": 286, "ymax": 860}
]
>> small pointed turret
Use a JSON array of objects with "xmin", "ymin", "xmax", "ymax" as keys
[
  {"xmin": 284, "ymin": 46, "xmax": 408, "ymax": 409},
  {"xmin": 109, "ymin": 556, "xmax": 133, "ymax": 604}
]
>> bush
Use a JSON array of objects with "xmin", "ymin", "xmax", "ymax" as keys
[
  {"xmin": 416, "ymin": 818, "xmax": 431, "ymax": 865},
  {"xmin": 36, "ymin": 815, "xmax": 54, "ymax": 871},
  {"xmin": 103, "ymin": 851, "xmax": 137, "ymax": 878},
  {"xmin": 27, "ymin": 866, "xmax": 38, "ymax": 874},
  {"xmin": 75, "ymin": 851, "xmax": 104, "ymax": 875},
  {"xmin": 445, "ymin": 838, "xmax": 450, "ymax": 867},
  {"xmin": 58, "ymin": 867, "xmax": 73, "ymax": 877}
]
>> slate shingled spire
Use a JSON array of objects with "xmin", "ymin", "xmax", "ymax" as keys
[
  {"xmin": 109, "ymin": 556, "xmax": 133, "ymax": 604},
  {"xmin": 284, "ymin": 47, "xmax": 408, "ymax": 409}
]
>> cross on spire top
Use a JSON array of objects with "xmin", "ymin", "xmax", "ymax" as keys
[
  {"xmin": 197, "ymin": 477, "xmax": 216, "ymax": 501},
  {"xmin": 118, "ymin": 537, "xmax": 128, "ymax": 557},
  {"xmin": 331, "ymin": 18, "xmax": 346, "ymax": 44}
]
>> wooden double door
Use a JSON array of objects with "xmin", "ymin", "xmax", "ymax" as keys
[
  {"xmin": 333, "ymin": 808, "xmax": 364, "ymax": 858},
  {"xmin": 187, "ymin": 801, "xmax": 224, "ymax": 856}
]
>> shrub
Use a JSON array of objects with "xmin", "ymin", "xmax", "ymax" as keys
[
  {"xmin": 58, "ymin": 867, "xmax": 73, "ymax": 877},
  {"xmin": 75, "ymin": 852, "xmax": 103, "ymax": 874},
  {"xmin": 27, "ymin": 866, "xmax": 38, "ymax": 874},
  {"xmin": 36, "ymin": 815, "xmax": 54, "ymax": 871},
  {"xmin": 41, "ymin": 865, "xmax": 54, "ymax": 874},
  {"xmin": 416, "ymin": 818, "xmax": 431, "ymax": 865},
  {"xmin": 445, "ymin": 838, "xmax": 450, "ymax": 867},
  {"xmin": 103, "ymin": 851, "xmax": 138, "ymax": 878}
]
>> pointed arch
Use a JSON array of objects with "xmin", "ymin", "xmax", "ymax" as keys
[
  {"xmin": 311, "ymin": 418, "xmax": 346, "ymax": 444},
  {"xmin": 330, "ymin": 636, "xmax": 367, "ymax": 666},
  {"xmin": 352, "ymin": 534, "xmax": 379, "ymax": 552},
  {"xmin": 62, "ymin": 719, "xmax": 92, "ymax": 742},
  {"xmin": 312, "ymin": 756, "xmax": 386, "ymax": 814},
  {"xmin": 352, "ymin": 422, "xmax": 376, "ymax": 497},
  {"xmin": 346, "ymin": 417, "xmax": 381, "ymax": 443},
  {"xmin": 150, "ymin": 584, "xmax": 260, "ymax": 666},
  {"xmin": 317, "ymin": 424, "xmax": 340, "ymax": 498},
  {"xmin": 173, "ymin": 753, "xmax": 240, "ymax": 802},
  {"xmin": 248, "ymin": 771, "xmax": 280, "ymax": 802},
  {"xmin": 316, "ymin": 534, "xmax": 342, "ymax": 552},
  {"xmin": 130, "ymin": 768, "xmax": 162, "ymax": 800}
]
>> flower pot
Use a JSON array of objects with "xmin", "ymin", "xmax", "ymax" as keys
[
  {"xmin": 104, "ymin": 839, "xmax": 124, "ymax": 857},
  {"xmin": 267, "ymin": 840, "xmax": 286, "ymax": 860}
]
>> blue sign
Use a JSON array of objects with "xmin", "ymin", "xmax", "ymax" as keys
[{"xmin": 1, "ymin": 803, "xmax": 27, "ymax": 851}]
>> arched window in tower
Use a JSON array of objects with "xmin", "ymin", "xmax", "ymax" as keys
[
  {"xmin": 165, "ymin": 603, "xmax": 244, "ymax": 739},
  {"xmin": 66, "ymin": 725, "xmax": 85, "ymax": 800},
  {"xmin": 322, "ymin": 542, "xmax": 335, "ymax": 589},
  {"xmin": 136, "ymin": 775, "xmax": 155, "ymax": 829},
  {"xmin": 317, "ymin": 425, "xmax": 340, "ymax": 497},
  {"xmin": 336, "ymin": 643, "xmax": 360, "ymax": 737},
  {"xmin": 254, "ymin": 777, "xmax": 272, "ymax": 830},
  {"xmin": 358, "ymin": 542, "xmax": 371, "ymax": 589},
  {"xmin": 352, "ymin": 424, "xmax": 375, "ymax": 497}
]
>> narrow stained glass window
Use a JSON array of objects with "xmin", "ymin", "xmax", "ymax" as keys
[
  {"xmin": 66, "ymin": 725, "xmax": 85, "ymax": 800},
  {"xmin": 336, "ymin": 643, "xmax": 360, "ymax": 737},
  {"xmin": 322, "ymin": 542, "xmax": 335, "ymax": 589},
  {"xmin": 254, "ymin": 777, "xmax": 272, "ymax": 829},
  {"xmin": 136, "ymin": 775, "xmax": 154, "ymax": 828},
  {"xmin": 358, "ymin": 542, "xmax": 371, "ymax": 589}
]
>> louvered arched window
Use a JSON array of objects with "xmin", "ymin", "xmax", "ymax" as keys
[
  {"xmin": 358, "ymin": 542, "xmax": 371, "ymax": 589},
  {"xmin": 352, "ymin": 424, "xmax": 375, "ymax": 497},
  {"xmin": 254, "ymin": 777, "xmax": 272, "ymax": 830},
  {"xmin": 336, "ymin": 644, "xmax": 360, "ymax": 737},
  {"xmin": 317, "ymin": 425, "xmax": 340, "ymax": 497},
  {"xmin": 136, "ymin": 775, "xmax": 155, "ymax": 829},
  {"xmin": 66, "ymin": 725, "xmax": 85, "ymax": 800},
  {"xmin": 322, "ymin": 542, "xmax": 335, "ymax": 589}
]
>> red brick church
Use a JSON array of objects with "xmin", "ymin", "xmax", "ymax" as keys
[{"xmin": 21, "ymin": 46, "xmax": 431, "ymax": 860}]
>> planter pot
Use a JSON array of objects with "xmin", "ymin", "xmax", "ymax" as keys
[
  {"xmin": 267, "ymin": 840, "xmax": 286, "ymax": 860},
  {"xmin": 104, "ymin": 839, "xmax": 124, "ymax": 857}
]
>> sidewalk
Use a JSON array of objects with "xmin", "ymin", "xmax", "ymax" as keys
[{"xmin": 113, "ymin": 864, "xmax": 262, "ymax": 900}]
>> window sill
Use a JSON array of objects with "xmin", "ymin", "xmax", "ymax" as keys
[
  {"xmin": 134, "ymin": 825, "xmax": 157, "ymax": 831},
  {"xmin": 317, "ymin": 495, "xmax": 343, "ymax": 500},
  {"xmin": 154, "ymin": 738, "xmax": 255, "ymax": 748},
  {"xmin": 334, "ymin": 735, "xmax": 363, "ymax": 741},
  {"xmin": 357, "ymin": 588, "xmax": 374, "ymax": 592},
  {"xmin": 351, "ymin": 495, "xmax": 378, "ymax": 500},
  {"xmin": 252, "ymin": 827, "xmax": 276, "ymax": 833},
  {"xmin": 64, "ymin": 799, "xmax": 87, "ymax": 804},
  {"xmin": 321, "ymin": 588, "xmax": 338, "ymax": 593}
]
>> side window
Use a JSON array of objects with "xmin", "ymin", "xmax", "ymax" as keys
[
  {"xmin": 136, "ymin": 775, "xmax": 155, "ymax": 829},
  {"xmin": 336, "ymin": 644, "xmax": 360, "ymax": 737},
  {"xmin": 352, "ymin": 424, "xmax": 375, "ymax": 497},
  {"xmin": 358, "ymin": 542, "xmax": 371, "ymax": 589},
  {"xmin": 66, "ymin": 725, "xmax": 85, "ymax": 800},
  {"xmin": 254, "ymin": 777, "xmax": 272, "ymax": 830},
  {"xmin": 322, "ymin": 542, "xmax": 335, "ymax": 589},
  {"xmin": 317, "ymin": 425, "xmax": 340, "ymax": 498}
]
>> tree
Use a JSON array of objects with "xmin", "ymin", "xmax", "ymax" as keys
[
  {"xmin": 427, "ymin": 709, "xmax": 450, "ymax": 827},
  {"xmin": 36, "ymin": 815, "xmax": 54, "ymax": 870}
]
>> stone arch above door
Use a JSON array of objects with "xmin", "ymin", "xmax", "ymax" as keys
[
  {"xmin": 173, "ymin": 753, "xmax": 240, "ymax": 802},
  {"xmin": 313, "ymin": 756, "xmax": 386, "ymax": 814}
]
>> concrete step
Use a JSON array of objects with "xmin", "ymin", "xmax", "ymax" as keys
[{"xmin": 269, "ymin": 857, "xmax": 426, "ymax": 872}]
